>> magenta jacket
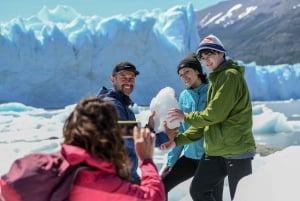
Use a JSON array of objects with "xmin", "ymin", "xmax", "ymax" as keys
[{"xmin": 62, "ymin": 144, "xmax": 165, "ymax": 201}]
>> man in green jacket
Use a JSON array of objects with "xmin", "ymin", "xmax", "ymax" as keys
[{"xmin": 161, "ymin": 34, "xmax": 256, "ymax": 201}]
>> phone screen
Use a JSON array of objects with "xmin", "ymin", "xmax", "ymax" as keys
[{"xmin": 118, "ymin": 121, "xmax": 141, "ymax": 138}]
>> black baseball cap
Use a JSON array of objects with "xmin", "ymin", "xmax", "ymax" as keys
[{"xmin": 112, "ymin": 61, "xmax": 140, "ymax": 76}]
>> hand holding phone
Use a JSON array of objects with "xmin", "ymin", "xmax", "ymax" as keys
[
  {"xmin": 134, "ymin": 127, "xmax": 155, "ymax": 161},
  {"xmin": 118, "ymin": 121, "xmax": 141, "ymax": 138}
]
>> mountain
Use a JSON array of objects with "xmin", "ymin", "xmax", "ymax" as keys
[{"xmin": 196, "ymin": 0, "xmax": 300, "ymax": 65}]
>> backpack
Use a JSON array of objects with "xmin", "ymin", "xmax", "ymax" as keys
[{"xmin": 0, "ymin": 152, "xmax": 86, "ymax": 201}]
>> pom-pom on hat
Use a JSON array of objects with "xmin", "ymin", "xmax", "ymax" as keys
[
  {"xmin": 196, "ymin": 34, "xmax": 226, "ymax": 55},
  {"xmin": 112, "ymin": 61, "xmax": 139, "ymax": 76},
  {"xmin": 177, "ymin": 53, "xmax": 203, "ymax": 74}
]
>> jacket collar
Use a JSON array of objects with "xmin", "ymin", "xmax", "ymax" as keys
[{"xmin": 99, "ymin": 86, "xmax": 134, "ymax": 106}]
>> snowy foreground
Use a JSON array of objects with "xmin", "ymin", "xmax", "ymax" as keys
[
  {"xmin": 1, "ymin": 95, "xmax": 300, "ymax": 201},
  {"xmin": 165, "ymin": 146, "xmax": 300, "ymax": 201},
  {"xmin": 234, "ymin": 146, "xmax": 300, "ymax": 201}
]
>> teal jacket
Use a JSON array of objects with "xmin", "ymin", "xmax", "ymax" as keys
[
  {"xmin": 175, "ymin": 60, "xmax": 256, "ymax": 157},
  {"xmin": 167, "ymin": 83, "xmax": 208, "ymax": 167}
]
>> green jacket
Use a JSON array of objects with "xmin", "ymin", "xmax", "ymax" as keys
[{"xmin": 175, "ymin": 60, "xmax": 256, "ymax": 157}]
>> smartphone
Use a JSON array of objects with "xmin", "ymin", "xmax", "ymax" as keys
[{"xmin": 118, "ymin": 120, "xmax": 141, "ymax": 138}]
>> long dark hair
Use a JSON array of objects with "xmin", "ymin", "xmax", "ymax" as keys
[{"xmin": 63, "ymin": 97, "xmax": 131, "ymax": 180}]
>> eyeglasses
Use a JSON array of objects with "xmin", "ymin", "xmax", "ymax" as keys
[{"xmin": 197, "ymin": 52, "xmax": 216, "ymax": 62}]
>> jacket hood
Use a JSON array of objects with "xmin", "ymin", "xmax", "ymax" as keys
[
  {"xmin": 222, "ymin": 60, "xmax": 245, "ymax": 74},
  {"xmin": 61, "ymin": 144, "xmax": 116, "ymax": 175},
  {"xmin": 209, "ymin": 60, "xmax": 245, "ymax": 81}
]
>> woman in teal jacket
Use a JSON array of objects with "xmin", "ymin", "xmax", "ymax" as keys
[
  {"xmin": 162, "ymin": 35, "xmax": 256, "ymax": 201},
  {"xmin": 160, "ymin": 53, "xmax": 223, "ymax": 200}
]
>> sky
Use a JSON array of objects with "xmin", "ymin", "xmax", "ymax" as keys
[{"xmin": 0, "ymin": 0, "xmax": 226, "ymax": 22}]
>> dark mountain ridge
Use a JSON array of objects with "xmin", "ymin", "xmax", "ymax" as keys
[{"xmin": 196, "ymin": 0, "xmax": 300, "ymax": 65}]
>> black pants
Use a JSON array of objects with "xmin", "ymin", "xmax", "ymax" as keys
[
  {"xmin": 190, "ymin": 154, "xmax": 253, "ymax": 201},
  {"xmin": 162, "ymin": 156, "xmax": 224, "ymax": 201}
]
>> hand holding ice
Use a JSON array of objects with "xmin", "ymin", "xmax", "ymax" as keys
[{"xmin": 149, "ymin": 87, "xmax": 180, "ymax": 132}]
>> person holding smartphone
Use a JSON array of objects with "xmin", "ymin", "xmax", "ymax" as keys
[{"xmin": 63, "ymin": 97, "xmax": 165, "ymax": 200}]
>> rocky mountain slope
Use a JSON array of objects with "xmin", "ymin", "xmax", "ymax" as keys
[{"xmin": 196, "ymin": 0, "xmax": 300, "ymax": 65}]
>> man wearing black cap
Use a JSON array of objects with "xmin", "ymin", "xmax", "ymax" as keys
[
  {"xmin": 98, "ymin": 61, "xmax": 168, "ymax": 184},
  {"xmin": 98, "ymin": 61, "xmax": 141, "ymax": 184}
]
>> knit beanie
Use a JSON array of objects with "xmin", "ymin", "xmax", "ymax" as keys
[
  {"xmin": 196, "ymin": 34, "xmax": 226, "ymax": 55},
  {"xmin": 177, "ymin": 53, "xmax": 203, "ymax": 74}
]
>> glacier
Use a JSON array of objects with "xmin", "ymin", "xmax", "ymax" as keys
[{"xmin": 0, "ymin": 3, "xmax": 299, "ymax": 108}]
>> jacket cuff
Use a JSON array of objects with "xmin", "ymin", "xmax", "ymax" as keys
[
  {"xmin": 140, "ymin": 158, "xmax": 154, "ymax": 166},
  {"xmin": 145, "ymin": 124, "xmax": 156, "ymax": 133}
]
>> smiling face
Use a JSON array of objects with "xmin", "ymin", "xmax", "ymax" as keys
[
  {"xmin": 110, "ymin": 70, "xmax": 136, "ymax": 96},
  {"xmin": 198, "ymin": 50, "xmax": 225, "ymax": 71},
  {"xmin": 178, "ymin": 67, "xmax": 202, "ymax": 88}
]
